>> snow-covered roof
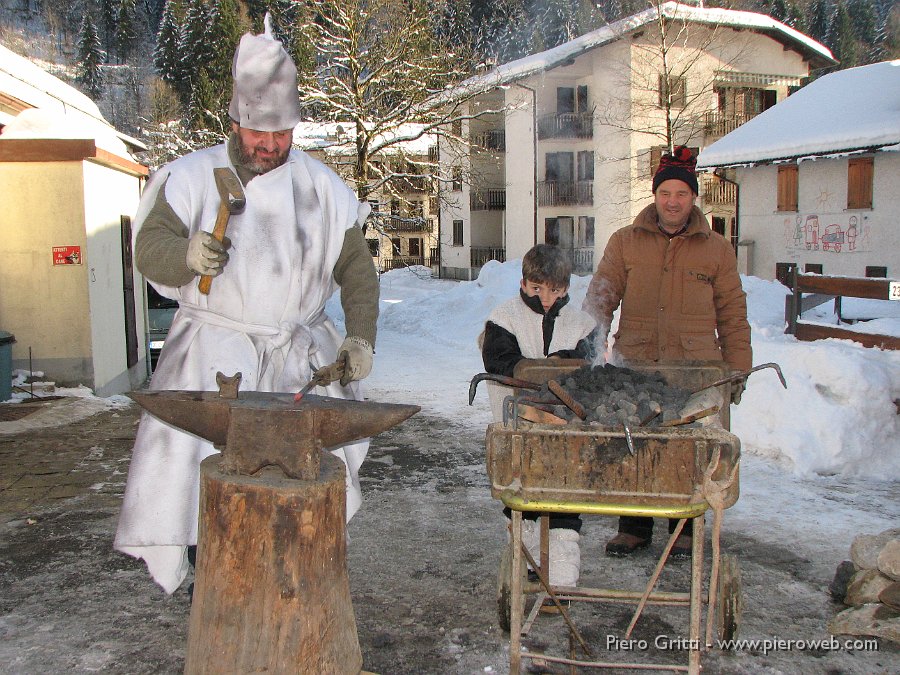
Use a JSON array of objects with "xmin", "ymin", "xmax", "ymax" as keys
[
  {"xmin": 442, "ymin": 2, "xmax": 834, "ymax": 103},
  {"xmin": 293, "ymin": 121, "xmax": 436, "ymax": 157},
  {"xmin": 698, "ymin": 60, "xmax": 900, "ymax": 168},
  {"xmin": 0, "ymin": 43, "xmax": 146, "ymax": 156}
]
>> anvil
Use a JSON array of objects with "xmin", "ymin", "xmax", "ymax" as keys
[{"xmin": 130, "ymin": 379, "xmax": 419, "ymax": 480}]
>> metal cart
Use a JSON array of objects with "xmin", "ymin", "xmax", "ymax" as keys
[{"xmin": 485, "ymin": 360, "xmax": 742, "ymax": 674}]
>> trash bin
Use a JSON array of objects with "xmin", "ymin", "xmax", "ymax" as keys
[{"xmin": 0, "ymin": 331, "xmax": 15, "ymax": 402}]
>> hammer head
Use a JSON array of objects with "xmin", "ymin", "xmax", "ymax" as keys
[{"xmin": 213, "ymin": 167, "xmax": 246, "ymax": 213}]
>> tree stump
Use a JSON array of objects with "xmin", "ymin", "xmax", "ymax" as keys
[{"xmin": 184, "ymin": 452, "xmax": 362, "ymax": 674}]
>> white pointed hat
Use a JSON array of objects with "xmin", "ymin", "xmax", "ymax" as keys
[{"xmin": 228, "ymin": 14, "xmax": 302, "ymax": 131}]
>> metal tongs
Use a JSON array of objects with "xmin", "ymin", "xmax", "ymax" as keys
[{"xmin": 294, "ymin": 352, "xmax": 349, "ymax": 401}]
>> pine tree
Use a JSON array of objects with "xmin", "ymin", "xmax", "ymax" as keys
[
  {"xmin": 808, "ymin": 0, "xmax": 831, "ymax": 43},
  {"xmin": 154, "ymin": 0, "xmax": 181, "ymax": 86},
  {"xmin": 115, "ymin": 0, "xmax": 137, "ymax": 63},
  {"xmin": 828, "ymin": 1, "xmax": 859, "ymax": 68},
  {"xmin": 99, "ymin": 0, "xmax": 117, "ymax": 61},
  {"xmin": 76, "ymin": 14, "xmax": 104, "ymax": 99}
]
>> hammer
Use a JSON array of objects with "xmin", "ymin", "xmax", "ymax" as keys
[{"xmin": 199, "ymin": 167, "xmax": 246, "ymax": 295}]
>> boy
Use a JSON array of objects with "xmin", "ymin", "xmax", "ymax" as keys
[{"xmin": 479, "ymin": 244, "xmax": 596, "ymax": 586}]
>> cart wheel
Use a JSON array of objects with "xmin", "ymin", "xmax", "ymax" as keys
[
  {"xmin": 717, "ymin": 554, "xmax": 742, "ymax": 645},
  {"xmin": 497, "ymin": 544, "xmax": 512, "ymax": 632}
]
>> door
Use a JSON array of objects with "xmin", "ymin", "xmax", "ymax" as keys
[{"xmin": 121, "ymin": 216, "xmax": 139, "ymax": 368}]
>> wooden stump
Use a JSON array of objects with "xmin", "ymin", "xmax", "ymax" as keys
[{"xmin": 185, "ymin": 452, "xmax": 362, "ymax": 674}]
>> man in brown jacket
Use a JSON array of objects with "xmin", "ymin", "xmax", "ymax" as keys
[{"xmin": 582, "ymin": 146, "xmax": 751, "ymax": 558}]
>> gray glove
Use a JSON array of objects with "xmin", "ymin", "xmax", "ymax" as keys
[
  {"xmin": 338, "ymin": 336, "xmax": 373, "ymax": 386},
  {"xmin": 186, "ymin": 231, "xmax": 231, "ymax": 276},
  {"xmin": 730, "ymin": 377, "xmax": 746, "ymax": 405}
]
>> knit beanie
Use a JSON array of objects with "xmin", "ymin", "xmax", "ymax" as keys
[
  {"xmin": 228, "ymin": 14, "xmax": 302, "ymax": 132},
  {"xmin": 652, "ymin": 146, "xmax": 698, "ymax": 195}
]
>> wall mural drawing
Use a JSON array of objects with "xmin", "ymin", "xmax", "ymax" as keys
[{"xmin": 782, "ymin": 213, "xmax": 870, "ymax": 254}]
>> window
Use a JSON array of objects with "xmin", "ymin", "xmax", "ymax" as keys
[
  {"xmin": 865, "ymin": 266, "xmax": 887, "ymax": 278},
  {"xmin": 391, "ymin": 237, "xmax": 401, "ymax": 255},
  {"xmin": 545, "ymin": 152, "xmax": 574, "ymax": 182},
  {"xmin": 409, "ymin": 200, "xmax": 424, "ymax": 218},
  {"xmin": 366, "ymin": 238, "xmax": 379, "ymax": 256},
  {"xmin": 409, "ymin": 238, "xmax": 422, "ymax": 257},
  {"xmin": 545, "ymin": 218, "xmax": 559, "ymax": 246},
  {"xmin": 775, "ymin": 262, "xmax": 796, "ymax": 287},
  {"xmin": 452, "ymin": 219, "xmax": 464, "ymax": 246},
  {"xmin": 777, "ymin": 165, "xmax": 798, "ymax": 212},
  {"xmin": 577, "ymin": 151, "xmax": 594, "ymax": 181},
  {"xmin": 804, "ymin": 263, "xmax": 823, "ymax": 274},
  {"xmin": 545, "ymin": 217, "xmax": 574, "ymax": 248},
  {"xmin": 390, "ymin": 199, "xmax": 401, "ymax": 216},
  {"xmin": 578, "ymin": 216, "xmax": 594, "ymax": 247},
  {"xmin": 428, "ymin": 195, "xmax": 438, "ymax": 214},
  {"xmin": 451, "ymin": 118, "xmax": 462, "ymax": 136},
  {"xmin": 847, "ymin": 157, "xmax": 873, "ymax": 209},
  {"xmin": 659, "ymin": 75, "xmax": 686, "ymax": 108},
  {"xmin": 712, "ymin": 217, "xmax": 726, "ymax": 236},
  {"xmin": 452, "ymin": 167, "xmax": 462, "ymax": 192}
]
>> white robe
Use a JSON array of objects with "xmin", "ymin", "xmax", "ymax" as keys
[{"xmin": 114, "ymin": 144, "xmax": 371, "ymax": 594}]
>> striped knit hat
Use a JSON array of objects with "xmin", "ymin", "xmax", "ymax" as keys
[{"xmin": 652, "ymin": 146, "xmax": 698, "ymax": 195}]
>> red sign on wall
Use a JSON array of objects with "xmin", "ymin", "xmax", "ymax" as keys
[{"xmin": 52, "ymin": 246, "xmax": 82, "ymax": 265}]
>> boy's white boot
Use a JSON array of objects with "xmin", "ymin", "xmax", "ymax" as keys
[
  {"xmin": 507, "ymin": 518, "xmax": 540, "ymax": 570},
  {"xmin": 549, "ymin": 528, "xmax": 581, "ymax": 587}
]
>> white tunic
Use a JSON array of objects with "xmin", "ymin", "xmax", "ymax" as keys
[
  {"xmin": 114, "ymin": 144, "xmax": 371, "ymax": 594},
  {"xmin": 483, "ymin": 296, "xmax": 596, "ymax": 422}
]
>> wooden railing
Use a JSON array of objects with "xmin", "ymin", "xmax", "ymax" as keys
[
  {"xmin": 537, "ymin": 180, "xmax": 593, "ymax": 206},
  {"xmin": 783, "ymin": 266, "xmax": 900, "ymax": 350},
  {"xmin": 471, "ymin": 247, "xmax": 506, "ymax": 267},
  {"xmin": 470, "ymin": 188, "xmax": 506, "ymax": 211},
  {"xmin": 537, "ymin": 112, "xmax": 593, "ymax": 139}
]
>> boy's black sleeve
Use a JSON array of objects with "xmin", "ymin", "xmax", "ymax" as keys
[
  {"xmin": 482, "ymin": 321, "xmax": 524, "ymax": 377},
  {"xmin": 549, "ymin": 329, "xmax": 597, "ymax": 361}
]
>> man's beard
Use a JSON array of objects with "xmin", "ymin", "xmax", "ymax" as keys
[{"xmin": 236, "ymin": 139, "xmax": 290, "ymax": 174}]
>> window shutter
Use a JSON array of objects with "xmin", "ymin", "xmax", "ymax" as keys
[
  {"xmin": 777, "ymin": 165, "xmax": 798, "ymax": 212},
  {"xmin": 847, "ymin": 157, "xmax": 873, "ymax": 209}
]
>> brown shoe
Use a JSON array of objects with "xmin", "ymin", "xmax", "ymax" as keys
[
  {"xmin": 605, "ymin": 532, "xmax": 651, "ymax": 557},
  {"xmin": 669, "ymin": 534, "xmax": 692, "ymax": 560}
]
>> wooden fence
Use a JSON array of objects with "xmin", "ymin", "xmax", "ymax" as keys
[{"xmin": 784, "ymin": 266, "xmax": 900, "ymax": 350}]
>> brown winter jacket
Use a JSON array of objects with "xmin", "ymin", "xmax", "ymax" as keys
[{"xmin": 583, "ymin": 204, "xmax": 752, "ymax": 371}]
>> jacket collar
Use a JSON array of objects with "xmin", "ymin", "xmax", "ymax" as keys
[
  {"xmin": 633, "ymin": 203, "xmax": 711, "ymax": 239},
  {"xmin": 520, "ymin": 288, "xmax": 569, "ymax": 318}
]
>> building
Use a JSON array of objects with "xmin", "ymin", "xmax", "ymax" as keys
[
  {"xmin": 698, "ymin": 60, "xmax": 900, "ymax": 281},
  {"xmin": 0, "ymin": 43, "xmax": 149, "ymax": 395},
  {"xmin": 293, "ymin": 122, "xmax": 439, "ymax": 274},
  {"xmin": 437, "ymin": 1, "xmax": 834, "ymax": 280}
]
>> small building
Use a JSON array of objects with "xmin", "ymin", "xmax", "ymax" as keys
[
  {"xmin": 698, "ymin": 60, "xmax": 900, "ymax": 281},
  {"xmin": 0, "ymin": 43, "xmax": 149, "ymax": 395}
]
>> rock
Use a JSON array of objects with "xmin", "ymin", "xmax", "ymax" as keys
[
  {"xmin": 829, "ymin": 560, "xmax": 857, "ymax": 601},
  {"xmin": 879, "ymin": 581, "xmax": 900, "ymax": 611},
  {"xmin": 845, "ymin": 569, "xmax": 894, "ymax": 606},
  {"xmin": 850, "ymin": 529, "xmax": 900, "ymax": 570},
  {"xmin": 877, "ymin": 540, "xmax": 900, "ymax": 581},
  {"xmin": 828, "ymin": 603, "xmax": 900, "ymax": 644}
]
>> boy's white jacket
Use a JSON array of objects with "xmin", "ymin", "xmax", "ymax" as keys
[
  {"xmin": 114, "ymin": 144, "xmax": 371, "ymax": 594},
  {"xmin": 481, "ymin": 295, "xmax": 595, "ymax": 422}
]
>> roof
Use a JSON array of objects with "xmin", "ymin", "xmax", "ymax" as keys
[
  {"xmin": 698, "ymin": 60, "xmax": 900, "ymax": 168},
  {"xmin": 0, "ymin": 43, "xmax": 146, "ymax": 156},
  {"xmin": 293, "ymin": 122, "xmax": 436, "ymax": 157},
  {"xmin": 442, "ymin": 1, "xmax": 834, "ymax": 102}
]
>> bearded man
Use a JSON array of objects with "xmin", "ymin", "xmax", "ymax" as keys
[{"xmin": 114, "ymin": 18, "xmax": 379, "ymax": 594}]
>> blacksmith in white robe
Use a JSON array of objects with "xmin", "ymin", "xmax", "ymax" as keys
[{"xmin": 114, "ymin": 19, "xmax": 379, "ymax": 594}]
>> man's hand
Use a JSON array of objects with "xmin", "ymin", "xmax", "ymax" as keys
[
  {"xmin": 186, "ymin": 231, "xmax": 231, "ymax": 276},
  {"xmin": 730, "ymin": 377, "xmax": 746, "ymax": 405},
  {"xmin": 337, "ymin": 336, "xmax": 373, "ymax": 386}
]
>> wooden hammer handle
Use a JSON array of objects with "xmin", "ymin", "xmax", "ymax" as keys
[{"xmin": 198, "ymin": 203, "xmax": 232, "ymax": 295}]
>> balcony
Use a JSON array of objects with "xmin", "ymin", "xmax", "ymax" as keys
[
  {"xmin": 538, "ymin": 180, "xmax": 593, "ymax": 207},
  {"xmin": 380, "ymin": 215, "xmax": 432, "ymax": 232},
  {"xmin": 704, "ymin": 111, "xmax": 758, "ymax": 138},
  {"xmin": 572, "ymin": 247, "xmax": 594, "ymax": 275},
  {"xmin": 702, "ymin": 175, "xmax": 737, "ymax": 205},
  {"xmin": 470, "ymin": 247, "xmax": 506, "ymax": 268},
  {"xmin": 470, "ymin": 188, "xmax": 506, "ymax": 211},
  {"xmin": 537, "ymin": 112, "xmax": 593, "ymax": 140},
  {"xmin": 380, "ymin": 255, "xmax": 433, "ymax": 272},
  {"xmin": 471, "ymin": 130, "xmax": 506, "ymax": 152}
]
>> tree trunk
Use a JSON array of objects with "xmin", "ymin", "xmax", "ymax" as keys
[{"xmin": 185, "ymin": 452, "xmax": 362, "ymax": 674}]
